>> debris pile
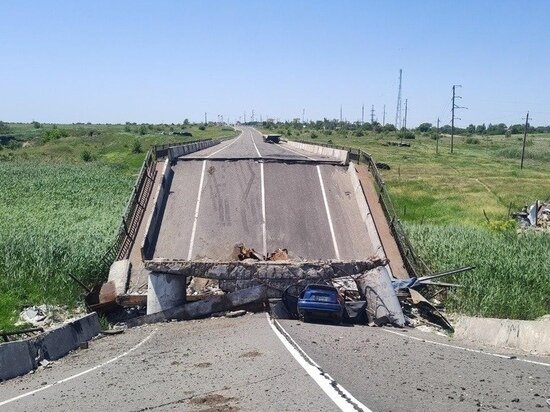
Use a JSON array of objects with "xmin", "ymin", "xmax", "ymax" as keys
[
  {"xmin": 514, "ymin": 200, "xmax": 550, "ymax": 231},
  {"xmin": 17, "ymin": 305, "xmax": 86, "ymax": 329}
]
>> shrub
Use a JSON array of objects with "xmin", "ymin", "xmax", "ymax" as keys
[
  {"xmin": 132, "ymin": 139, "xmax": 142, "ymax": 154},
  {"xmin": 398, "ymin": 130, "xmax": 415, "ymax": 140},
  {"xmin": 198, "ymin": 125, "xmax": 206, "ymax": 131},
  {"xmin": 138, "ymin": 125, "xmax": 147, "ymax": 135},
  {"xmin": 44, "ymin": 126, "xmax": 69, "ymax": 142},
  {"xmin": 465, "ymin": 137, "xmax": 480, "ymax": 144},
  {"xmin": 310, "ymin": 132, "xmax": 318, "ymax": 139},
  {"xmin": 81, "ymin": 150, "xmax": 93, "ymax": 162},
  {"xmin": 32, "ymin": 121, "xmax": 42, "ymax": 129}
]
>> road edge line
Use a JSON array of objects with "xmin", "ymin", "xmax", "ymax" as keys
[
  {"xmin": 0, "ymin": 330, "xmax": 157, "ymax": 407},
  {"xmin": 266, "ymin": 314, "xmax": 371, "ymax": 412},
  {"xmin": 382, "ymin": 328, "xmax": 550, "ymax": 367}
]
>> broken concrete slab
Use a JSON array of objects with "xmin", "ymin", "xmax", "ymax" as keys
[
  {"xmin": 0, "ymin": 340, "xmax": 34, "ymax": 381},
  {"xmin": 127, "ymin": 285, "xmax": 267, "ymax": 327},
  {"xmin": 355, "ymin": 266, "xmax": 406, "ymax": 327},
  {"xmin": 144, "ymin": 258, "xmax": 388, "ymax": 280},
  {"xmin": 0, "ymin": 313, "xmax": 101, "ymax": 381},
  {"xmin": 147, "ymin": 272, "xmax": 187, "ymax": 314},
  {"xmin": 107, "ymin": 259, "xmax": 131, "ymax": 296}
]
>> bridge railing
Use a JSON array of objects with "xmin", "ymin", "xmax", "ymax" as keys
[
  {"xmin": 100, "ymin": 149, "xmax": 156, "ymax": 270},
  {"xmin": 295, "ymin": 139, "xmax": 429, "ymax": 277}
]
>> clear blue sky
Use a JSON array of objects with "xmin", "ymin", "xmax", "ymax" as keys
[{"xmin": 1, "ymin": 0, "xmax": 549, "ymax": 126}]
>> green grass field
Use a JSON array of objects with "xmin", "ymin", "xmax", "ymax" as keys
[
  {"xmin": 0, "ymin": 123, "xmax": 236, "ymax": 330},
  {"xmin": 270, "ymin": 126, "xmax": 550, "ymax": 319}
]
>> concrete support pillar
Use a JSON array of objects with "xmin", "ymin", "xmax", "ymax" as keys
[{"xmin": 147, "ymin": 272, "xmax": 187, "ymax": 315}]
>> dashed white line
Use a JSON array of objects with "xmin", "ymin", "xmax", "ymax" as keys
[
  {"xmin": 317, "ymin": 165, "xmax": 341, "ymax": 259},
  {"xmin": 187, "ymin": 160, "xmax": 207, "ymax": 260},
  {"xmin": 0, "ymin": 330, "xmax": 157, "ymax": 408},
  {"xmin": 382, "ymin": 329, "xmax": 550, "ymax": 368},
  {"xmin": 267, "ymin": 314, "xmax": 371, "ymax": 411},
  {"xmin": 260, "ymin": 162, "xmax": 267, "ymax": 256}
]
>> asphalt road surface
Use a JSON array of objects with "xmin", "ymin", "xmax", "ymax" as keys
[
  {"xmin": 153, "ymin": 127, "xmax": 375, "ymax": 261},
  {"xmin": 1, "ymin": 313, "xmax": 548, "ymax": 411}
]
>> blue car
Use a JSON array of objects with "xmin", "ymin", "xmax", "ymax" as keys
[{"xmin": 297, "ymin": 284, "xmax": 344, "ymax": 324}]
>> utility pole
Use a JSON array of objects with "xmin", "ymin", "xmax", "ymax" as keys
[
  {"xmin": 436, "ymin": 117, "xmax": 440, "ymax": 154},
  {"xmin": 403, "ymin": 99, "xmax": 408, "ymax": 130},
  {"xmin": 395, "ymin": 69, "xmax": 403, "ymax": 129},
  {"xmin": 521, "ymin": 111, "xmax": 530, "ymax": 169},
  {"xmin": 382, "ymin": 104, "xmax": 386, "ymax": 126},
  {"xmin": 451, "ymin": 85, "xmax": 465, "ymax": 153},
  {"xmin": 340, "ymin": 105, "xmax": 343, "ymax": 122},
  {"xmin": 302, "ymin": 108, "xmax": 305, "ymax": 123},
  {"xmin": 204, "ymin": 112, "xmax": 207, "ymax": 124},
  {"xmin": 370, "ymin": 105, "xmax": 375, "ymax": 124},
  {"xmin": 244, "ymin": 111, "xmax": 247, "ymax": 124},
  {"xmin": 251, "ymin": 109, "xmax": 255, "ymax": 123},
  {"xmin": 361, "ymin": 104, "xmax": 364, "ymax": 124}
]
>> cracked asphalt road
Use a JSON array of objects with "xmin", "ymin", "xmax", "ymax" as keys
[
  {"xmin": 1, "ymin": 313, "xmax": 548, "ymax": 411},
  {"xmin": 0, "ymin": 314, "xmax": 338, "ymax": 412}
]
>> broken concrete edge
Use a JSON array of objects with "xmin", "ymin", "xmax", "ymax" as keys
[
  {"xmin": 0, "ymin": 313, "xmax": 101, "ymax": 382},
  {"xmin": 107, "ymin": 259, "xmax": 131, "ymax": 296},
  {"xmin": 347, "ymin": 162, "xmax": 393, "ymax": 278},
  {"xmin": 127, "ymin": 285, "xmax": 267, "ymax": 327},
  {"xmin": 140, "ymin": 158, "xmax": 173, "ymax": 260},
  {"xmin": 143, "ymin": 258, "xmax": 388, "ymax": 279},
  {"xmin": 453, "ymin": 315, "xmax": 550, "ymax": 356},
  {"xmin": 286, "ymin": 140, "xmax": 350, "ymax": 165}
]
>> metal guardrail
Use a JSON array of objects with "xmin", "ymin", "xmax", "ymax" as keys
[
  {"xmin": 101, "ymin": 149, "xmax": 156, "ymax": 270},
  {"xmin": 296, "ymin": 139, "xmax": 430, "ymax": 277}
]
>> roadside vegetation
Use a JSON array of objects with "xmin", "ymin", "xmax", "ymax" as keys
[
  {"xmin": 260, "ymin": 120, "xmax": 550, "ymax": 320},
  {"xmin": 0, "ymin": 122, "xmax": 236, "ymax": 330}
]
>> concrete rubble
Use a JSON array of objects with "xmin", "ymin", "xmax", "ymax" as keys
[
  {"xmin": 17, "ymin": 305, "xmax": 86, "ymax": 329},
  {"xmin": 514, "ymin": 200, "xmax": 550, "ymax": 231}
]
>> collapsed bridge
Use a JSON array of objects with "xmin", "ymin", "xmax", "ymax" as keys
[{"xmin": 98, "ymin": 126, "xmax": 414, "ymax": 326}]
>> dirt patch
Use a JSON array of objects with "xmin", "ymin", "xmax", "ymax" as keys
[
  {"xmin": 189, "ymin": 393, "xmax": 239, "ymax": 411},
  {"xmin": 238, "ymin": 350, "xmax": 262, "ymax": 358},
  {"xmin": 194, "ymin": 362, "xmax": 212, "ymax": 368}
]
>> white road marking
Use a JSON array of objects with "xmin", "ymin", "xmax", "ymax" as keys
[
  {"xmin": 250, "ymin": 130, "xmax": 262, "ymax": 158},
  {"xmin": 187, "ymin": 160, "xmax": 207, "ymax": 260},
  {"xmin": 267, "ymin": 314, "xmax": 371, "ymax": 412},
  {"xmin": 205, "ymin": 131, "xmax": 242, "ymax": 158},
  {"xmin": 0, "ymin": 330, "xmax": 157, "ymax": 407},
  {"xmin": 317, "ymin": 165, "xmax": 341, "ymax": 259},
  {"xmin": 383, "ymin": 329, "xmax": 550, "ymax": 368},
  {"xmin": 260, "ymin": 162, "xmax": 267, "ymax": 256}
]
